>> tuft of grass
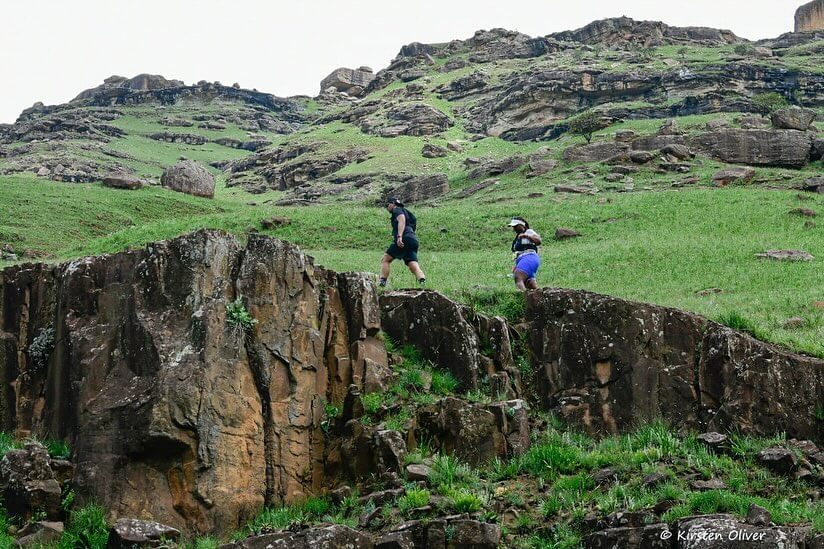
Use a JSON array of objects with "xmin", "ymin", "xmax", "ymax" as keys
[
  {"xmin": 397, "ymin": 488, "xmax": 431, "ymax": 515},
  {"xmin": 431, "ymin": 370, "xmax": 460, "ymax": 395},
  {"xmin": 58, "ymin": 504, "xmax": 109, "ymax": 549},
  {"xmin": 448, "ymin": 488, "xmax": 485, "ymax": 513},
  {"xmin": 717, "ymin": 311, "xmax": 767, "ymax": 340},
  {"xmin": 361, "ymin": 392, "xmax": 387, "ymax": 415},
  {"xmin": 43, "ymin": 438, "xmax": 71, "ymax": 459},
  {"xmin": 226, "ymin": 298, "xmax": 258, "ymax": 336},
  {"xmin": 0, "ymin": 432, "xmax": 22, "ymax": 458},
  {"xmin": 429, "ymin": 454, "xmax": 478, "ymax": 491}
]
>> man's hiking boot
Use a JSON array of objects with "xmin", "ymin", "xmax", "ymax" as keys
[
  {"xmin": 378, "ymin": 278, "xmax": 387, "ymax": 287},
  {"xmin": 418, "ymin": 278, "xmax": 426, "ymax": 287}
]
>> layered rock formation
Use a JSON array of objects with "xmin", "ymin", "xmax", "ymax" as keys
[
  {"xmin": 523, "ymin": 289, "xmax": 823, "ymax": 441},
  {"xmin": 796, "ymin": 0, "xmax": 824, "ymax": 32},
  {"xmin": 320, "ymin": 67, "xmax": 375, "ymax": 96},
  {"xmin": 382, "ymin": 289, "xmax": 824, "ymax": 442},
  {"xmin": 0, "ymin": 230, "xmax": 388, "ymax": 534},
  {"xmin": 2, "ymin": 233, "xmax": 823, "ymax": 536}
]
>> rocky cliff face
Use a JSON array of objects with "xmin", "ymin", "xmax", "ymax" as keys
[
  {"xmin": 2, "ymin": 233, "xmax": 823, "ymax": 535},
  {"xmin": 0, "ymin": 230, "xmax": 387, "ymax": 534},
  {"xmin": 796, "ymin": 0, "xmax": 824, "ymax": 32}
]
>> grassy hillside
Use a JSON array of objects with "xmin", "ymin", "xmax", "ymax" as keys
[
  {"xmin": 1, "ymin": 32, "xmax": 823, "ymax": 357},
  {"xmin": 2, "ymin": 167, "xmax": 822, "ymax": 357}
]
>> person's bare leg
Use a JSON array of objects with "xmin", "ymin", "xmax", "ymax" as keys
[
  {"xmin": 407, "ymin": 261, "xmax": 425, "ymax": 280},
  {"xmin": 380, "ymin": 254, "xmax": 394, "ymax": 281},
  {"xmin": 526, "ymin": 278, "xmax": 539, "ymax": 290},
  {"xmin": 514, "ymin": 270, "xmax": 528, "ymax": 291}
]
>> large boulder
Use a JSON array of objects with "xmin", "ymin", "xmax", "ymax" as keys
[
  {"xmin": 467, "ymin": 155, "xmax": 526, "ymax": 180},
  {"xmin": 225, "ymin": 525, "xmax": 374, "ymax": 549},
  {"xmin": 523, "ymin": 289, "xmax": 824, "ymax": 440},
  {"xmin": 564, "ymin": 143, "xmax": 630, "ymax": 163},
  {"xmin": 364, "ymin": 103, "xmax": 454, "ymax": 138},
  {"xmin": 796, "ymin": 0, "xmax": 824, "ymax": 32},
  {"xmin": 0, "ymin": 442, "xmax": 68, "ymax": 521},
  {"xmin": 375, "ymin": 519, "xmax": 500, "ymax": 549},
  {"xmin": 771, "ymin": 107, "xmax": 817, "ymax": 130},
  {"xmin": 673, "ymin": 514, "xmax": 809, "ymax": 548},
  {"xmin": 379, "ymin": 290, "xmax": 521, "ymax": 395},
  {"xmin": 107, "ymin": 518, "xmax": 181, "ymax": 548},
  {"xmin": 690, "ymin": 130, "xmax": 812, "ymax": 168},
  {"xmin": 380, "ymin": 291, "xmax": 482, "ymax": 390},
  {"xmin": 0, "ymin": 231, "xmax": 388, "ymax": 534},
  {"xmin": 103, "ymin": 173, "xmax": 143, "ymax": 190},
  {"xmin": 320, "ymin": 67, "xmax": 375, "ymax": 97},
  {"xmin": 382, "ymin": 174, "xmax": 449, "ymax": 204},
  {"xmin": 160, "ymin": 160, "xmax": 215, "ymax": 198}
]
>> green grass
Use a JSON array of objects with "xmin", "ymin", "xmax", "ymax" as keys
[
  {"xmin": 2, "ymin": 171, "xmax": 822, "ymax": 356},
  {"xmin": 396, "ymin": 487, "xmax": 431, "ymax": 515},
  {"xmin": 58, "ymin": 504, "xmax": 109, "ymax": 549}
]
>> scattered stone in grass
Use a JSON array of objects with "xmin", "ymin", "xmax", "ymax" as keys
[
  {"xmin": 642, "ymin": 472, "xmax": 668, "ymax": 488},
  {"xmin": 805, "ymin": 221, "xmax": 816, "ymax": 229},
  {"xmin": 605, "ymin": 173, "xmax": 624, "ymax": 182},
  {"xmin": 555, "ymin": 184, "xmax": 598, "ymax": 194},
  {"xmin": 712, "ymin": 166, "xmax": 755, "ymax": 186},
  {"xmin": 695, "ymin": 288, "xmax": 724, "ymax": 297},
  {"xmin": 789, "ymin": 208, "xmax": 817, "ymax": 217},
  {"xmin": 358, "ymin": 506, "xmax": 382, "ymax": 528},
  {"xmin": 696, "ymin": 431, "xmax": 728, "ymax": 451},
  {"xmin": 814, "ymin": 301, "xmax": 824, "ymax": 310},
  {"xmin": 757, "ymin": 447, "xmax": 798, "ymax": 475},
  {"xmin": 802, "ymin": 176, "xmax": 824, "ymax": 193},
  {"xmin": 591, "ymin": 467, "xmax": 617, "ymax": 486},
  {"xmin": 406, "ymin": 463, "xmax": 431, "ymax": 482},
  {"xmin": 691, "ymin": 478, "xmax": 727, "ymax": 491},
  {"xmin": 746, "ymin": 504, "xmax": 772, "ymax": 527},
  {"xmin": 527, "ymin": 192, "xmax": 544, "ymax": 198},
  {"xmin": 555, "ymin": 228, "xmax": 581, "ymax": 240},
  {"xmin": 784, "ymin": 317, "xmax": 806, "ymax": 330},
  {"xmin": 605, "ymin": 510, "xmax": 655, "ymax": 528},
  {"xmin": 456, "ymin": 178, "xmax": 498, "ymax": 199},
  {"xmin": 331, "ymin": 485, "xmax": 352, "ymax": 505},
  {"xmin": 653, "ymin": 499, "xmax": 678, "ymax": 516},
  {"xmin": 422, "ymin": 143, "xmax": 448, "ymax": 158},
  {"xmin": 261, "ymin": 216, "xmax": 291, "ymax": 229},
  {"xmin": 755, "ymin": 250, "xmax": 814, "ymax": 262}
]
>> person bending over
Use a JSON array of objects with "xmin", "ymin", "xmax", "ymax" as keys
[
  {"xmin": 509, "ymin": 217, "xmax": 541, "ymax": 291},
  {"xmin": 379, "ymin": 198, "xmax": 426, "ymax": 287}
]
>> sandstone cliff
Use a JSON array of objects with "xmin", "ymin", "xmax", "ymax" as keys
[
  {"xmin": 796, "ymin": 0, "xmax": 824, "ymax": 32},
  {"xmin": 0, "ymin": 230, "xmax": 387, "ymax": 533}
]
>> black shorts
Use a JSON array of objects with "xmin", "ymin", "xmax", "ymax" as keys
[{"xmin": 386, "ymin": 236, "xmax": 419, "ymax": 264}]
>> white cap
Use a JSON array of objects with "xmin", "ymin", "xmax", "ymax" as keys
[{"xmin": 508, "ymin": 218, "xmax": 525, "ymax": 227}]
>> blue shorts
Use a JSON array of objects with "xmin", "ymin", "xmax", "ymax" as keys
[{"xmin": 514, "ymin": 253, "xmax": 540, "ymax": 280}]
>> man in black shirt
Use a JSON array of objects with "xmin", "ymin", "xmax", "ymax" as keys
[{"xmin": 379, "ymin": 198, "xmax": 426, "ymax": 287}]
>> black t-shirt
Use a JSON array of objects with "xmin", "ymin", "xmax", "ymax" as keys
[{"xmin": 391, "ymin": 207, "xmax": 416, "ymax": 239}]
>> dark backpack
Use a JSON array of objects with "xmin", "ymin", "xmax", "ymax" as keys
[{"xmin": 403, "ymin": 208, "xmax": 417, "ymax": 232}]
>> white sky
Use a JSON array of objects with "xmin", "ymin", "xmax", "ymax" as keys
[{"xmin": 0, "ymin": 0, "xmax": 804, "ymax": 123}]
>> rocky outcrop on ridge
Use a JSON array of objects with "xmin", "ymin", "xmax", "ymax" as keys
[
  {"xmin": 320, "ymin": 67, "xmax": 375, "ymax": 96},
  {"xmin": 72, "ymin": 74, "xmax": 185, "ymax": 101},
  {"xmin": 549, "ymin": 16, "xmax": 741, "ymax": 47},
  {"xmin": 796, "ymin": 0, "xmax": 824, "ymax": 32}
]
